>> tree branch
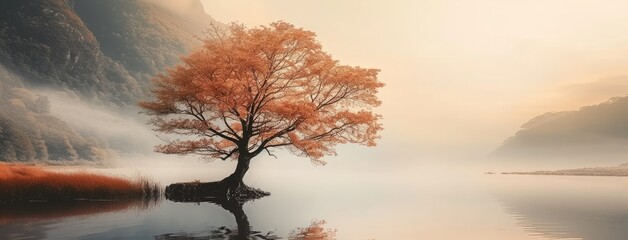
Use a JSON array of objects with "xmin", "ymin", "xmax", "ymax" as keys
[
  {"xmin": 219, "ymin": 148, "xmax": 239, "ymax": 160},
  {"xmin": 265, "ymin": 148, "xmax": 277, "ymax": 159}
]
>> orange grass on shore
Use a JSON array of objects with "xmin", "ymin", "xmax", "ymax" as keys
[{"xmin": 0, "ymin": 163, "xmax": 161, "ymax": 203}]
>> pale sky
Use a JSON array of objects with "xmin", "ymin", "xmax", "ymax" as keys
[{"xmin": 200, "ymin": 0, "xmax": 628, "ymax": 159}]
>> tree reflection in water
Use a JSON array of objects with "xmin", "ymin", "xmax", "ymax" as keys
[
  {"xmin": 157, "ymin": 194, "xmax": 279, "ymax": 240},
  {"xmin": 157, "ymin": 195, "xmax": 335, "ymax": 240},
  {"xmin": 288, "ymin": 220, "xmax": 336, "ymax": 240}
]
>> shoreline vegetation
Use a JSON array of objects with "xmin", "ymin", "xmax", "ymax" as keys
[
  {"xmin": 499, "ymin": 163, "xmax": 628, "ymax": 177},
  {"xmin": 0, "ymin": 163, "xmax": 161, "ymax": 203}
]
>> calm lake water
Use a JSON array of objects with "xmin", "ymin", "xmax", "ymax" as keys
[{"xmin": 2, "ymin": 164, "xmax": 628, "ymax": 240}]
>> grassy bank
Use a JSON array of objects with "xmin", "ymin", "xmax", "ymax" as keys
[{"xmin": 0, "ymin": 163, "xmax": 161, "ymax": 203}]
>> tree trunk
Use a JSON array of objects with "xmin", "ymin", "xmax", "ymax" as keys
[
  {"xmin": 165, "ymin": 153, "xmax": 268, "ymax": 201},
  {"xmin": 221, "ymin": 154, "xmax": 251, "ymax": 189}
]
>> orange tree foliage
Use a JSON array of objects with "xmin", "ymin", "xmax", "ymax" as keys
[{"xmin": 140, "ymin": 22, "xmax": 383, "ymax": 165}]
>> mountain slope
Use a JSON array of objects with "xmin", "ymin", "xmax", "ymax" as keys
[
  {"xmin": 493, "ymin": 96, "xmax": 628, "ymax": 166},
  {"xmin": 0, "ymin": 0, "xmax": 218, "ymax": 162},
  {"xmin": 0, "ymin": 0, "xmax": 142, "ymax": 105},
  {"xmin": 0, "ymin": 0, "xmax": 217, "ymax": 105},
  {"xmin": 72, "ymin": 0, "xmax": 215, "ymax": 78}
]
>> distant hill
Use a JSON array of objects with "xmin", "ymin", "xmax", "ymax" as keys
[
  {"xmin": 493, "ymin": 96, "xmax": 628, "ymax": 166},
  {"xmin": 0, "ymin": 0, "xmax": 218, "ymax": 162}
]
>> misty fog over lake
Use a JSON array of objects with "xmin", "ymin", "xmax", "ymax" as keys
[
  {"xmin": 3, "ymin": 0, "xmax": 628, "ymax": 240},
  {"xmin": 3, "ymin": 165, "xmax": 628, "ymax": 239}
]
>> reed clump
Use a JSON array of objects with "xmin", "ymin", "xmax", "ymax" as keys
[{"xmin": 0, "ymin": 163, "xmax": 161, "ymax": 203}]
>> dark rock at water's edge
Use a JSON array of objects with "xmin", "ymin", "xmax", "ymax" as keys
[{"xmin": 165, "ymin": 181, "xmax": 270, "ymax": 203}]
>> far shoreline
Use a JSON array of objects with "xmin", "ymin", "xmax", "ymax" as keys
[{"xmin": 494, "ymin": 163, "xmax": 628, "ymax": 177}]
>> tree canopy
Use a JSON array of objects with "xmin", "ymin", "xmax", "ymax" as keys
[{"xmin": 140, "ymin": 22, "xmax": 383, "ymax": 165}]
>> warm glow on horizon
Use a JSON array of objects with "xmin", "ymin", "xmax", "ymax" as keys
[
  {"xmin": 4, "ymin": 1, "xmax": 628, "ymax": 239},
  {"xmin": 202, "ymin": 0, "xmax": 628, "ymax": 158}
]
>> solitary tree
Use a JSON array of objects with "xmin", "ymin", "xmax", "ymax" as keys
[{"xmin": 140, "ymin": 22, "xmax": 383, "ymax": 196}]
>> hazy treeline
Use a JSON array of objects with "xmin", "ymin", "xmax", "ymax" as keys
[{"xmin": 0, "ymin": 67, "xmax": 108, "ymax": 162}]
